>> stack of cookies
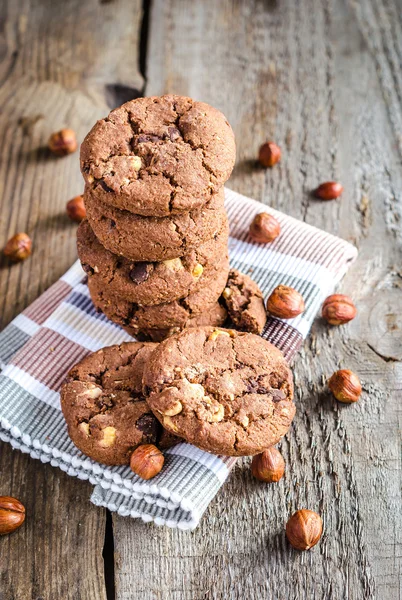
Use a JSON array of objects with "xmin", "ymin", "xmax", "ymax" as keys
[{"xmin": 77, "ymin": 95, "xmax": 236, "ymax": 341}]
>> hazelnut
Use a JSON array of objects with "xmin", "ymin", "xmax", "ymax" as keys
[
  {"xmin": 314, "ymin": 181, "xmax": 343, "ymax": 200},
  {"xmin": 208, "ymin": 329, "xmax": 235, "ymax": 341},
  {"xmin": 129, "ymin": 156, "xmax": 142, "ymax": 171},
  {"xmin": 192, "ymin": 263, "xmax": 203, "ymax": 278},
  {"xmin": 0, "ymin": 496, "xmax": 26, "ymax": 535},
  {"xmin": 249, "ymin": 213, "xmax": 281, "ymax": 243},
  {"xmin": 163, "ymin": 258, "xmax": 183, "ymax": 272},
  {"xmin": 66, "ymin": 195, "xmax": 86, "ymax": 222},
  {"xmin": 328, "ymin": 369, "xmax": 361, "ymax": 403},
  {"xmin": 48, "ymin": 128, "xmax": 77, "ymax": 156},
  {"xmin": 322, "ymin": 294, "xmax": 356, "ymax": 325},
  {"xmin": 206, "ymin": 402, "xmax": 225, "ymax": 423},
  {"xmin": 266, "ymin": 285, "xmax": 305, "ymax": 319},
  {"xmin": 162, "ymin": 399, "xmax": 183, "ymax": 417},
  {"xmin": 258, "ymin": 141, "xmax": 281, "ymax": 167},
  {"xmin": 286, "ymin": 509, "xmax": 323, "ymax": 551},
  {"xmin": 130, "ymin": 444, "xmax": 164, "ymax": 480},
  {"xmin": 251, "ymin": 447, "xmax": 285, "ymax": 483},
  {"xmin": 78, "ymin": 422, "xmax": 90, "ymax": 437},
  {"xmin": 99, "ymin": 426, "xmax": 116, "ymax": 448},
  {"xmin": 162, "ymin": 415, "xmax": 179, "ymax": 432},
  {"xmin": 3, "ymin": 233, "xmax": 32, "ymax": 262}
]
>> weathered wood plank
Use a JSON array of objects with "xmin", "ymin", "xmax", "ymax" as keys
[
  {"xmin": 0, "ymin": 444, "xmax": 107, "ymax": 600},
  {"xmin": 0, "ymin": 1, "xmax": 144, "ymax": 598},
  {"xmin": 112, "ymin": 1, "xmax": 402, "ymax": 599}
]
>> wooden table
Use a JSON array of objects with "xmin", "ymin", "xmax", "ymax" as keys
[{"xmin": 1, "ymin": 1, "xmax": 401, "ymax": 598}]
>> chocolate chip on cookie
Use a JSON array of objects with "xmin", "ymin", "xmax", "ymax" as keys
[
  {"xmin": 143, "ymin": 327, "xmax": 295, "ymax": 456},
  {"xmin": 129, "ymin": 262, "xmax": 152, "ymax": 284},
  {"xmin": 60, "ymin": 342, "xmax": 179, "ymax": 465},
  {"xmin": 80, "ymin": 95, "xmax": 236, "ymax": 217},
  {"xmin": 222, "ymin": 269, "xmax": 267, "ymax": 334}
]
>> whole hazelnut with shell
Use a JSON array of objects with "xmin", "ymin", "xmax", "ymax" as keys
[
  {"xmin": 258, "ymin": 142, "xmax": 281, "ymax": 167},
  {"xmin": 322, "ymin": 294, "xmax": 356, "ymax": 325},
  {"xmin": 66, "ymin": 195, "xmax": 86, "ymax": 223},
  {"xmin": 249, "ymin": 213, "xmax": 281, "ymax": 243},
  {"xmin": 48, "ymin": 128, "xmax": 77, "ymax": 156},
  {"xmin": 0, "ymin": 496, "xmax": 26, "ymax": 535},
  {"xmin": 130, "ymin": 444, "xmax": 164, "ymax": 480},
  {"xmin": 286, "ymin": 509, "xmax": 323, "ymax": 551},
  {"xmin": 266, "ymin": 285, "xmax": 305, "ymax": 319},
  {"xmin": 251, "ymin": 447, "xmax": 285, "ymax": 483},
  {"xmin": 328, "ymin": 369, "xmax": 361, "ymax": 403},
  {"xmin": 3, "ymin": 233, "xmax": 32, "ymax": 262},
  {"xmin": 314, "ymin": 181, "xmax": 343, "ymax": 200}
]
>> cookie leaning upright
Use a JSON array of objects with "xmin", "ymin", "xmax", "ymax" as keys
[
  {"xmin": 80, "ymin": 95, "xmax": 236, "ymax": 217},
  {"xmin": 143, "ymin": 327, "xmax": 295, "ymax": 456}
]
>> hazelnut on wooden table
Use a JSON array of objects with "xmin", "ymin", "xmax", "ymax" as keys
[
  {"xmin": 314, "ymin": 181, "xmax": 343, "ymax": 200},
  {"xmin": 328, "ymin": 369, "xmax": 362, "ymax": 403},
  {"xmin": 258, "ymin": 141, "xmax": 281, "ymax": 167},
  {"xmin": 0, "ymin": 496, "xmax": 26, "ymax": 535},
  {"xmin": 286, "ymin": 509, "xmax": 323, "ymax": 551},
  {"xmin": 66, "ymin": 195, "xmax": 86, "ymax": 222},
  {"xmin": 322, "ymin": 294, "xmax": 356, "ymax": 325},
  {"xmin": 251, "ymin": 447, "xmax": 285, "ymax": 483},
  {"xmin": 130, "ymin": 444, "xmax": 164, "ymax": 480},
  {"xmin": 48, "ymin": 128, "xmax": 77, "ymax": 156},
  {"xmin": 249, "ymin": 213, "xmax": 281, "ymax": 243},
  {"xmin": 3, "ymin": 233, "xmax": 32, "ymax": 262},
  {"xmin": 266, "ymin": 285, "xmax": 305, "ymax": 319}
]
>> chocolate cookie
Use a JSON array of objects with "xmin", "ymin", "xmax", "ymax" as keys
[
  {"xmin": 222, "ymin": 269, "xmax": 267, "ymax": 334},
  {"xmin": 84, "ymin": 185, "xmax": 227, "ymax": 262},
  {"xmin": 80, "ymin": 95, "xmax": 236, "ymax": 217},
  {"xmin": 130, "ymin": 302, "xmax": 229, "ymax": 341},
  {"xmin": 60, "ymin": 342, "xmax": 179, "ymax": 465},
  {"xmin": 77, "ymin": 219, "xmax": 229, "ymax": 306},
  {"xmin": 143, "ymin": 327, "xmax": 295, "ymax": 456},
  {"xmin": 87, "ymin": 257, "xmax": 229, "ymax": 333}
]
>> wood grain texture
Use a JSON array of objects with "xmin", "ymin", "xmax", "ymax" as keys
[
  {"xmin": 0, "ymin": 444, "xmax": 106, "ymax": 600},
  {"xmin": 1, "ymin": 1, "xmax": 401, "ymax": 599},
  {"xmin": 0, "ymin": 0, "xmax": 144, "ymax": 598},
  {"xmin": 111, "ymin": 1, "xmax": 402, "ymax": 599}
]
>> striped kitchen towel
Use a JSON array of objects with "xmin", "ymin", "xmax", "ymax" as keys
[{"xmin": 0, "ymin": 188, "xmax": 357, "ymax": 529}]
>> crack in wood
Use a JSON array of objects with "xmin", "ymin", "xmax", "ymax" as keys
[
  {"xmin": 102, "ymin": 510, "xmax": 116, "ymax": 600},
  {"xmin": 367, "ymin": 342, "xmax": 401, "ymax": 363}
]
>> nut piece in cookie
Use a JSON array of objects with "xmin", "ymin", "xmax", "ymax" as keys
[
  {"xmin": 221, "ymin": 269, "xmax": 267, "ymax": 334},
  {"xmin": 143, "ymin": 327, "xmax": 295, "ymax": 457},
  {"xmin": 60, "ymin": 341, "xmax": 178, "ymax": 465}
]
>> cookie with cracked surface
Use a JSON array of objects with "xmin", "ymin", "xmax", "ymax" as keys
[
  {"xmin": 60, "ymin": 342, "xmax": 180, "ymax": 465},
  {"xmin": 222, "ymin": 269, "xmax": 267, "ymax": 334},
  {"xmin": 87, "ymin": 257, "xmax": 229, "ymax": 333},
  {"xmin": 84, "ymin": 185, "xmax": 227, "ymax": 262},
  {"xmin": 143, "ymin": 327, "xmax": 295, "ymax": 456},
  {"xmin": 80, "ymin": 94, "xmax": 236, "ymax": 216},
  {"xmin": 77, "ymin": 219, "xmax": 229, "ymax": 306}
]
